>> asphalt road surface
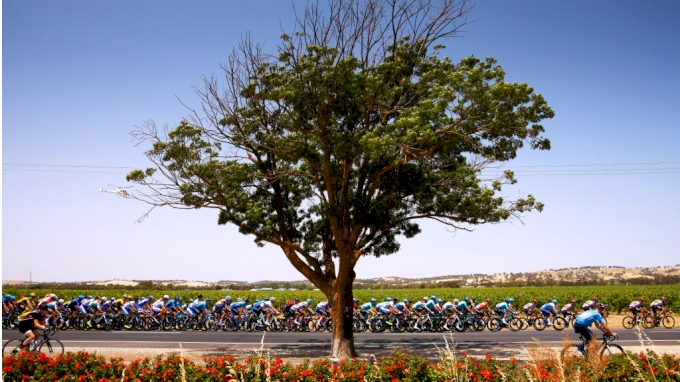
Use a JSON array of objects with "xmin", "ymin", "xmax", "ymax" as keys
[{"xmin": 4, "ymin": 328, "xmax": 679, "ymax": 359}]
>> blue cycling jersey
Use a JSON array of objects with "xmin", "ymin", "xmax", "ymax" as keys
[
  {"xmin": 456, "ymin": 302, "xmax": 468, "ymax": 311},
  {"xmin": 495, "ymin": 302, "xmax": 509, "ymax": 310},
  {"xmin": 575, "ymin": 309, "xmax": 604, "ymax": 327}
]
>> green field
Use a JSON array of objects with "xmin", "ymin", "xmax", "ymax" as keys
[{"xmin": 5, "ymin": 284, "xmax": 678, "ymax": 313}]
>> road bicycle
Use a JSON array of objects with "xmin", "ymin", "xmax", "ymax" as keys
[
  {"xmin": 2, "ymin": 327, "xmax": 64, "ymax": 357},
  {"xmin": 622, "ymin": 310, "xmax": 655, "ymax": 329},
  {"xmin": 649, "ymin": 309, "xmax": 675, "ymax": 329},
  {"xmin": 561, "ymin": 333, "xmax": 623, "ymax": 360},
  {"xmin": 532, "ymin": 314, "xmax": 567, "ymax": 331}
]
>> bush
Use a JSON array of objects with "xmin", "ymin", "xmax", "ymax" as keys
[{"xmin": 3, "ymin": 349, "xmax": 679, "ymax": 381}]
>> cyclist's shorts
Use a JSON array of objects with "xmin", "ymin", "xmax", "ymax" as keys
[
  {"xmin": 121, "ymin": 307, "xmax": 130, "ymax": 315},
  {"xmin": 18, "ymin": 320, "xmax": 34, "ymax": 334},
  {"xmin": 186, "ymin": 308, "xmax": 196, "ymax": 317},
  {"xmin": 651, "ymin": 306, "xmax": 663, "ymax": 313},
  {"xmin": 494, "ymin": 308, "xmax": 507, "ymax": 315},
  {"xmin": 379, "ymin": 306, "xmax": 391, "ymax": 315},
  {"xmin": 541, "ymin": 309, "xmax": 552, "ymax": 316},
  {"xmin": 573, "ymin": 323, "xmax": 593, "ymax": 341}
]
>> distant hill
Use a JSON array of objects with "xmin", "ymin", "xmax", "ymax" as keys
[{"xmin": 4, "ymin": 265, "xmax": 679, "ymax": 289}]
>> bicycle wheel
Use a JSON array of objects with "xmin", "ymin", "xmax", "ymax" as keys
[
  {"xmin": 553, "ymin": 317, "xmax": 567, "ymax": 331},
  {"xmin": 661, "ymin": 315, "xmax": 675, "ymax": 329},
  {"xmin": 533, "ymin": 318, "xmax": 546, "ymax": 331},
  {"xmin": 508, "ymin": 319, "xmax": 522, "ymax": 332},
  {"xmin": 37, "ymin": 339, "xmax": 64, "ymax": 355},
  {"xmin": 599, "ymin": 344, "xmax": 623, "ymax": 358},
  {"xmin": 643, "ymin": 316, "xmax": 655, "ymax": 329},
  {"xmin": 487, "ymin": 318, "xmax": 501, "ymax": 332},
  {"xmin": 2, "ymin": 339, "xmax": 23, "ymax": 357},
  {"xmin": 621, "ymin": 316, "xmax": 635, "ymax": 329}
]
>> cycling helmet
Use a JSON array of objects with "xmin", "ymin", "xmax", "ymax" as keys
[
  {"xmin": 189, "ymin": 299, "xmax": 195, "ymax": 303},
  {"xmin": 307, "ymin": 299, "xmax": 313, "ymax": 305},
  {"xmin": 148, "ymin": 295, "xmax": 154, "ymax": 300},
  {"xmin": 87, "ymin": 295, "xmax": 92, "ymax": 299},
  {"xmin": 437, "ymin": 298, "xmax": 443, "ymax": 303},
  {"xmin": 163, "ymin": 295, "xmax": 170, "ymax": 300},
  {"xmin": 50, "ymin": 294, "xmax": 58, "ymax": 300},
  {"xmin": 370, "ymin": 298, "xmax": 377, "ymax": 303},
  {"xmin": 533, "ymin": 300, "xmax": 538, "ymax": 304},
  {"xmin": 593, "ymin": 296, "xmax": 599, "ymax": 301},
  {"xmin": 226, "ymin": 296, "xmax": 232, "ymax": 301},
  {"xmin": 464, "ymin": 297, "xmax": 470, "ymax": 302},
  {"xmin": 101, "ymin": 297, "xmax": 107, "ymax": 301},
  {"xmin": 59, "ymin": 299, "xmax": 65, "ymax": 304},
  {"xmin": 206, "ymin": 298, "xmax": 211, "ymax": 302},
  {"xmin": 197, "ymin": 293, "xmax": 203, "ymax": 298},
  {"xmin": 423, "ymin": 297, "xmax": 429, "ymax": 301},
  {"xmin": 403, "ymin": 298, "xmax": 409, "ymax": 303},
  {"xmin": 245, "ymin": 298, "xmax": 250, "ymax": 303},
  {"xmin": 431, "ymin": 295, "xmax": 437, "ymax": 301},
  {"xmin": 110, "ymin": 297, "xmax": 115, "ymax": 301},
  {"xmin": 661, "ymin": 296, "xmax": 667, "ymax": 301},
  {"xmin": 486, "ymin": 298, "xmax": 491, "ymax": 302},
  {"xmin": 386, "ymin": 297, "xmax": 392, "ymax": 301},
  {"xmin": 639, "ymin": 297, "xmax": 645, "ymax": 301},
  {"xmin": 270, "ymin": 297, "xmax": 276, "ymax": 302},
  {"xmin": 178, "ymin": 297, "xmax": 183, "ymax": 302},
  {"xmin": 4, "ymin": 294, "xmax": 11, "ymax": 298},
  {"xmin": 30, "ymin": 293, "xmax": 36, "ymax": 298},
  {"xmin": 552, "ymin": 299, "xmax": 558, "ymax": 304},
  {"xmin": 264, "ymin": 297, "xmax": 270, "ymax": 301},
  {"xmin": 505, "ymin": 298, "xmax": 514, "ymax": 303},
  {"xmin": 237, "ymin": 298, "xmax": 243, "ymax": 302},
  {"xmin": 392, "ymin": 297, "xmax": 398, "ymax": 302},
  {"xmin": 571, "ymin": 300, "xmax": 576, "ymax": 304},
  {"xmin": 353, "ymin": 298, "xmax": 358, "ymax": 302},
  {"xmin": 453, "ymin": 299, "xmax": 459, "ymax": 304}
]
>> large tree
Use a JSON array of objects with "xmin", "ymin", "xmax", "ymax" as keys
[{"xmin": 126, "ymin": 0, "xmax": 553, "ymax": 358}]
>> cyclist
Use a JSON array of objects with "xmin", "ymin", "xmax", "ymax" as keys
[
  {"xmin": 291, "ymin": 299, "xmax": 314, "ymax": 325},
  {"xmin": 495, "ymin": 298, "xmax": 515, "ymax": 325},
  {"xmin": 15, "ymin": 295, "xmax": 34, "ymax": 313},
  {"xmin": 3, "ymin": 294, "xmax": 16, "ymax": 315},
  {"xmin": 573, "ymin": 301, "xmax": 617, "ymax": 353},
  {"xmin": 456, "ymin": 297, "xmax": 472, "ymax": 315},
  {"xmin": 283, "ymin": 298, "xmax": 298, "ymax": 317},
  {"xmin": 474, "ymin": 298, "xmax": 493, "ymax": 316},
  {"xmin": 359, "ymin": 298, "xmax": 377, "ymax": 324},
  {"xmin": 560, "ymin": 299, "xmax": 578, "ymax": 321},
  {"xmin": 16, "ymin": 305, "xmax": 50, "ymax": 352},
  {"xmin": 540, "ymin": 299, "xmax": 558, "ymax": 326},
  {"xmin": 152, "ymin": 295, "xmax": 170, "ymax": 316},
  {"xmin": 650, "ymin": 297, "xmax": 667, "ymax": 324},
  {"xmin": 523, "ymin": 300, "xmax": 539, "ymax": 317},
  {"xmin": 628, "ymin": 297, "xmax": 646, "ymax": 319},
  {"xmin": 411, "ymin": 298, "xmax": 434, "ymax": 331},
  {"xmin": 263, "ymin": 297, "xmax": 280, "ymax": 325}
]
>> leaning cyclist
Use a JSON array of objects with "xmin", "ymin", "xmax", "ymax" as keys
[
  {"xmin": 540, "ymin": 299, "xmax": 558, "ymax": 326},
  {"xmin": 16, "ymin": 305, "xmax": 50, "ymax": 352},
  {"xmin": 628, "ymin": 297, "xmax": 646, "ymax": 319},
  {"xmin": 495, "ymin": 298, "xmax": 515, "ymax": 325},
  {"xmin": 573, "ymin": 301, "xmax": 617, "ymax": 353},
  {"xmin": 650, "ymin": 297, "xmax": 667, "ymax": 323}
]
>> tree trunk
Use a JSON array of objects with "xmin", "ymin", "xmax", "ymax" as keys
[{"xmin": 329, "ymin": 268, "xmax": 357, "ymax": 359}]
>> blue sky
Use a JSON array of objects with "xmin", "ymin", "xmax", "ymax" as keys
[{"xmin": 3, "ymin": 1, "xmax": 679, "ymax": 283}]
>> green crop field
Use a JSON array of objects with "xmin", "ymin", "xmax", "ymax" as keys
[{"xmin": 5, "ymin": 284, "xmax": 678, "ymax": 313}]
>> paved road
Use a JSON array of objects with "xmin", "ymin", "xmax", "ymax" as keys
[{"xmin": 4, "ymin": 328, "xmax": 679, "ymax": 359}]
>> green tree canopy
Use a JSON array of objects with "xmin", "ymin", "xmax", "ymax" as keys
[{"xmin": 127, "ymin": 0, "xmax": 553, "ymax": 358}]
